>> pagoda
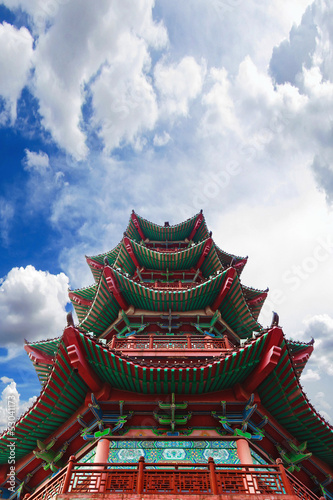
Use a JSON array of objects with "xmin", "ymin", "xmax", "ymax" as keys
[{"xmin": 0, "ymin": 211, "xmax": 332, "ymax": 500}]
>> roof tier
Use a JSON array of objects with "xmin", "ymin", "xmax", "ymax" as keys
[
  {"xmin": 2, "ymin": 326, "xmax": 332, "ymax": 468},
  {"xmin": 72, "ymin": 266, "xmax": 262, "ymax": 339}
]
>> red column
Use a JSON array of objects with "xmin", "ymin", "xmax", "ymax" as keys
[
  {"xmin": 208, "ymin": 457, "xmax": 218, "ymax": 494},
  {"xmin": 149, "ymin": 334, "xmax": 154, "ymax": 349},
  {"xmin": 93, "ymin": 439, "xmax": 110, "ymax": 493},
  {"xmin": 236, "ymin": 439, "xmax": 256, "ymax": 494},
  {"xmin": 94, "ymin": 439, "xmax": 110, "ymax": 464},
  {"xmin": 62, "ymin": 455, "xmax": 76, "ymax": 493},
  {"xmin": 236, "ymin": 438, "xmax": 253, "ymax": 464},
  {"xmin": 137, "ymin": 456, "xmax": 145, "ymax": 494}
]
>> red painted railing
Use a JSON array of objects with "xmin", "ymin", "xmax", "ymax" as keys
[
  {"xmin": 111, "ymin": 336, "xmax": 232, "ymax": 351},
  {"xmin": 24, "ymin": 457, "xmax": 322, "ymax": 499},
  {"xmin": 24, "ymin": 466, "xmax": 66, "ymax": 500},
  {"xmin": 286, "ymin": 469, "xmax": 322, "ymax": 500}
]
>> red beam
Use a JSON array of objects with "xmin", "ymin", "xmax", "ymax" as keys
[
  {"xmin": 63, "ymin": 326, "xmax": 101, "ymax": 392},
  {"xmin": 86, "ymin": 257, "xmax": 104, "ymax": 270},
  {"xmin": 103, "ymin": 266, "xmax": 128, "ymax": 310},
  {"xmin": 68, "ymin": 292, "xmax": 92, "ymax": 307},
  {"xmin": 233, "ymin": 257, "xmax": 248, "ymax": 270},
  {"xmin": 131, "ymin": 212, "xmax": 145, "ymax": 240},
  {"xmin": 189, "ymin": 212, "xmax": 204, "ymax": 240},
  {"xmin": 24, "ymin": 344, "xmax": 54, "ymax": 364},
  {"xmin": 292, "ymin": 345, "xmax": 314, "ymax": 364},
  {"xmin": 123, "ymin": 236, "xmax": 141, "ymax": 269},
  {"xmin": 195, "ymin": 237, "xmax": 213, "ymax": 269},
  {"xmin": 244, "ymin": 327, "xmax": 284, "ymax": 393},
  {"xmin": 247, "ymin": 291, "xmax": 268, "ymax": 307},
  {"xmin": 212, "ymin": 267, "xmax": 236, "ymax": 310}
]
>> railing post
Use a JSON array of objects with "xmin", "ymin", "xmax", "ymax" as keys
[
  {"xmin": 276, "ymin": 458, "xmax": 294, "ymax": 495},
  {"xmin": 137, "ymin": 456, "xmax": 145, "ymax": 494},
  {"xmin": 224, "ymin": 335, "xmax": 231, "ymax": 349},
  {"xmin": 149, "ymin": 334, "xmax": 154, "ymax": 349},
  {"xmin": 208, "ymin": 457, "xmax": 218, "ymax": 495},
  {"xmin": 62, "ymin": 455, "xmax": 75, "ymax": 493}
]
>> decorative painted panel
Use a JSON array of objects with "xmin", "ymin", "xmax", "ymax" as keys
[{"xmin": 81, "ymin": 440, "xmax": 267, "ymax": 466}]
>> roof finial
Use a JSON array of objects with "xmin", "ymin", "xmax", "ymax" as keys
[
  {"xmin": 67, "ymin": 312, "xmax": 74, "ymax": 327},
  {"xmin": 104, "ymin": 256, "xmax": 110, "ymax": 266},
  {"xmin": 271, "ymin": 311, "xmax": 279, "ymax": 327}
]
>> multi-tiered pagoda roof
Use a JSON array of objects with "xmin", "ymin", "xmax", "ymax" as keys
[{"xmin": 0, "ymin": 211, "xmax": 332, "ymax": 500}]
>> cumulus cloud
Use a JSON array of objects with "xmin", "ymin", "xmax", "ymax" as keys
[
  {"xmin": 270, "ymin": 0, "xmax": 333, "ymax": 87},
  {"xmin": 29, "ymin": 0, "xmax": 168, "ymax": 158},
  {"xmin": 23, "ymin": 149, "xmax": 50, "ymax": 173},
  {"xmin": 154, "ymin": 56, "xmax": 205, "ymax": 118},
  {"xmin": 153, "ymin": 131, "xmax": 171, "ymax": 147},
  {"xmin": 301, "ymin": 368, "xmax": 320, "ymax": 381},
  {"xmin": 0, "ymin": 266, "xmax": 69, "ymax": 354},
  {"xmin": 91, "ymin": 33, "xmax": 158, "ymax": 153},
  {"xmin": 0, "ymin": 379, "xmax": 36, "ymax": 432},
  {"xmin": 311, "ymin": 155, "xmax": 333, "ymax": 204},
  {"xmin": 303, "ymin": 314, "xmax": 333, "ymax": 376},
  {"xmin": 0, "ymin": 22, "xmax": 33, "ymax": 123}
]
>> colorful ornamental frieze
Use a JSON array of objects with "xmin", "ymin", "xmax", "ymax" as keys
[{"xmin": 0, "ymin": 211, "xmax": 332, "ymax": 500}]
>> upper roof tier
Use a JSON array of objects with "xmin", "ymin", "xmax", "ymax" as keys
[
  {"xmin": 86, "ymin": 212, "xmax": 247, "ymax": 282},
  {"xmin": 127, "ymin": 211, "xmax": 210, "ymax": 242}
]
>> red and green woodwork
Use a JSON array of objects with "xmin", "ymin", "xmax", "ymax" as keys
[{"xmin": 0, "ymin": 211, "xmax": 332, "ymax": 499}]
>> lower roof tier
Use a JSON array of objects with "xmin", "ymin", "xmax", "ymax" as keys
[{"xmin": 1, "ymin": 325, "xmax": 332, "ymax": 466}]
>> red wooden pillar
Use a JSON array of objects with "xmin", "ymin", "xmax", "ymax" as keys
[
  {"xmin": 236, "ymin": 438, "xmax": 253, "ymax": 464},
  {"xmin": 110, "ymin": 336, "xmax": 116, "ymax": 348},
  {"xmin": 187, "ymin": 335, "xmax": 191, "ymax": 349},
  {"xmin": 208, "ymin": 457, "xmax": 218, "ymax": 494},
  {"xmin": 94, "ymin": 439, "xmax": 110, "ymax": 493},
  {"xmin": 276, "ymin": 458, "xmax": 294, "ymax": 495},
  {"xmin": 236, "ymin": 439, "xmax": 256, "ymax": 494},
  {"xmin": 137, "ymin": 456, "xmax": 145, "ymax": 494},
  {"xmin": 223, "ymin": 335, "xmax": 231, "ymax": 349},
  {"xmin": 94, "ymin": 438, "xmax": 110, "ymax": 464},
  {"xmin": 62, "ymin": 455, "xmax": 76, "ymax": 493},
  {"xmin": 149, "ymin": 334, "xmax": 154, "ymax": 349}
]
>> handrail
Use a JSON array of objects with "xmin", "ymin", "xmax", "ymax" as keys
[
  {"xmin": 286, "ymin": 469, "xmax": 323, "ymax": 500},
  {"xmin": 24, "ymin": 458, "xmax": 321, "ymax": 498}
]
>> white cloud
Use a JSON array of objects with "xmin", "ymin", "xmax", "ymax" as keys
[
  {"xmin": 23, "ymin": 149, "xmax": 50, "ymax": 173},
  {"xmin": 153, "ymin": 131, "xmax": 171, "ymax": 147},
  {"xmin": 155, "ymin": 56, "xmax": 205, "ymax": 118},
  {"xmin": 301, "ymin": 368, "xmax": 320, "ymax": 381},
  {"xmin": 0, "ymin": 379, "xmax": 36, "ymax": 432},
  {"xmin": 0, "ymin": 198, "xmax": 14, "ymax": 246},
  {"xmin": 0, "ymin": 22, "xmax": 33, "ymax": 122},
  {"xmin": 28, "ymin": 0, "xmax": 168, "ymax": 159},
  {"xmin": 0, "ymin": 266, "xmax": 69, "ymax": 351},
  {"xmin": 91, "ymin": 33, "xmax": 158, "ymax": 153}
]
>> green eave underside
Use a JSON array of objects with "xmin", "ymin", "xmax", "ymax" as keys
[
  {"xmin": 126, "ymin": 213, "xmax": 210, "ymax": 242},
  {"xmin": 87, "ymin": 242, "xmax": 122, "ymax": 281},
  {"xmin": 119, "ymin": 238, "xmax": 223, "ymax": 276},
  {"xmin": 215, "ymin": 245, "xmax": 246, "ymax": 271},
  {"xmin": 80, "ymin": 331, "xmax": 266, "ymax": 395},
  {"xmin": 26, "ymin": 338, "xmax": 61, "ymax": 357},
  {"xmin": 258, "ymin": 345, "xmax": 333, "ymax": 466},
  {"xmin": 78, "ymin": 271, "xmax": 120, "ymax": 336},
  {"xmin": 0, "ymin": 346, "xmax": 88, "ymax": 463},
  {"xmin": 78, "ymin": 267, "xmax": 261, "ymax": 338}
]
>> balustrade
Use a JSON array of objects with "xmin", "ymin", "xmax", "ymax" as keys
[
  {"xmin": 24, "ymin": 458, "xmax": 321, "ymax": 499},
  {"xmin": 110, "ymin": 336, "xmax": 233, "ymax": 351}
]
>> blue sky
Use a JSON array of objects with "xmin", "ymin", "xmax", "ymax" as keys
[{"xmin": 0, "ymin": 0, "xmax": 333, "ymax": 428}]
